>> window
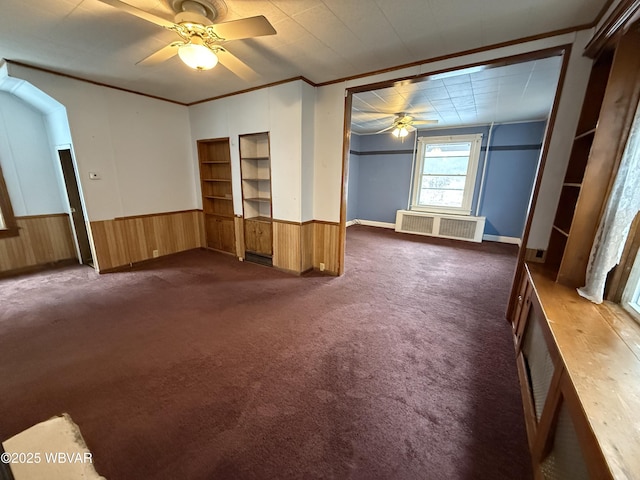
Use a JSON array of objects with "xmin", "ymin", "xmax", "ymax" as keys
[
  {"xmin": 622, "ymin": 248, "xmax": 640, "ymax": 322},
  {"xmin": 411, "ymin": 134, "xmax": 483, "ymax": 215},
  {"xmin": 0, "ymin": 162, "xmax": 18, "ymax": 238}
]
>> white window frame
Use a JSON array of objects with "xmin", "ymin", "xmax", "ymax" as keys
[
  {"xmin": 621, "ymin": 248, "xmax": 640, "ymax": 324},
  {"xmin": 411, "ymin": 134, "xmax": 483, "ymax": 216}
]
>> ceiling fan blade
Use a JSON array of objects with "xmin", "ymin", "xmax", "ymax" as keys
[
  {"xmin": 136, "ymin": 42, "xmax": 182, "ymax": 66},
  {"xmin": 355, "ymin": 109, "xmax": 404, "ymax": 116},
  {"xmin": 412, "ymin": 120, "xmax": 439, "ymax": 125},
  {"xmin": 209, "ymin": 15, "xmax": 276, "ymax": 41},
  {"xmin": 97, "ymin": 0, "xmax": 176, "ymax": 28},
  {"xmin": 216, "ymin": 48, "xmax": 258, "ymax": 81},
  {"xmin": 374, "ymin": 125, "xmax": 395, "ymax": 134}
]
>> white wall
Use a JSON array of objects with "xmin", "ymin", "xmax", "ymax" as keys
[
  {"xmin": 189, "ymin": 80, "xmax": 308, "ymax": 223},
  {"xmin": 301, "ymin": 82, "xmax": 316, "ymax": 222},
  {"xmin": 0, "ymin": 91, "xmax": 67, "ymax": 216},
  {"xmin": 6, "ymin": 64, "xmax": 194, "ymax": 222},
  {"xmin": 312, "ymin": 30, "xmax": 595, "ymax": 249},
  {"xmin": 4, "ymin": 29, "xmax": 595, "ymax": 249}
]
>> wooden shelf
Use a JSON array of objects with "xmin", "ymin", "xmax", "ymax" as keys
[
  {"xmin": 574, "ymin": 128, "xmax": 597, "ymax": 140},
  {"xmin": 204, "ymin": 195, "xmax": 233, "ymax": 201},
  {"xmin": 245, "ymin": 216, "xmax": 272, "ymax": 223},
  {"xmin": 244, "ymin": 197, "xmax": 271, "ymax": 203},
  {"xmin": 552, "ymin": 225, "xmax": 570, "ymax": 237},
  {"xmin": 197, "ymin": 138, "xmax": 236, "ymax": 254},
  {"xmin": 204, "ymin": 212, "xmax": 234, "ymax": 219},
  {"xmin": 240, "ymin": 132, "xmax": 272, "ymax": 260}
]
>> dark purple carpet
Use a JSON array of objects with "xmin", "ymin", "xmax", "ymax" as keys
[{"xmin": 0, "ymin": 225, "xmax": 531, "ymax": 479}]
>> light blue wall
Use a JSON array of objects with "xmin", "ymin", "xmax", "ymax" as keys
[
  {"xmin": 479, "ymin": 122, "xmax": 546, "ymax": 237},
  {"xmin": 353, "ymin": 131, "xmax": 416, "ymax": 224},
  {"xmin": 347, "ymin": 121, "xmax": 546, "ymax": 238}
]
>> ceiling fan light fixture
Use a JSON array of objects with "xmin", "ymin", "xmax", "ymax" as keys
[
  {"xmin": 392, "ymin": 126, "xmax": 409, "ymax": 138},
  {"xmin": 178, "ymin": 38, "xmax": 218, "ymax": 70}
]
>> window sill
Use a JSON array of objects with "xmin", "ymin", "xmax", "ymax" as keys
[
  {"xmin": 526, "ymin": 263, "xmax": 640, "ymax": 477},
  {"xmin": 410, "ymin": 206, "xmax": 472, "ymax": 216},
  {"xmin": 0, "ymin": 226, "xmax": 19, "ymax": 239}
]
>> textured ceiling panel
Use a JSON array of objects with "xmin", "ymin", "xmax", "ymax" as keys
[
  {"xmin": 0, "ymin": 0, "xmax": 604, "ymax": 103},
  {"xmin": 351, "ymin": 56, "xmax": 562, "ymax": 133}
]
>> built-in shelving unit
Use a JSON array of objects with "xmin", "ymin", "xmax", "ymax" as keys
[
  {"xmin": 240, "ymin": 132, "xmax": 273, "ymax": 265},
  {"xmin": 197, "ymin": 138, "xmax": 235, "ymax": 254},
  {"xmin": 545, "ymin": 49, "xmax": 615, "ymax": 283}
]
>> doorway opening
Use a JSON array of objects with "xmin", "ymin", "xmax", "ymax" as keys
[
  {"xmin": 58, "ymin": 148, "xmax": 93, "ymax": 266},
  {"xmin": 339, "ymin": 45, "xmax": 570, "ymax": 277}
]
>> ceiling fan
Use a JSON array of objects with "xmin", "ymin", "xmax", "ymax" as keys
[
  {"xmin": 97, "ymin": 0, "xmax": 276, "ymax": 76},
  {"xmin": 376, "ymin": 113, "xmax": 438, "ymax": 137}
]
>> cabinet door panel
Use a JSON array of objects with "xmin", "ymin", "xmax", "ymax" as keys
[
  {"xmin": 205, "ymin": 216, "xmax": 222, "ymax": 250},
  {"xmin": 219, "ymin": 219, "xmax": 236, "ymax": 254},
  {"xmin": 256, "ymin": 222, "xmax": 272, "ymax": 255},
  {"xmin": 244, "ymin": 221, "xmax": 258, "ymax": 253}
]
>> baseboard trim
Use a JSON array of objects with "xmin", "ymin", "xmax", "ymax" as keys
[
  {"xmin": 346, "ymin": 219, "xmax": 357, "ymax": 227},
  {"xmin": 98, "ymin": 248, "xmax": 204, "ymax": 273},
  {"xmin": 356, "ymin": 219, "xmax": 396, "ymax": 229},
  {"xmin": 0, "ymin": 258, "xmax": 80, "ymax": 279},
  {"xmin": 483, "ymin": 234, "xmax": 522, "ymax": 246}
]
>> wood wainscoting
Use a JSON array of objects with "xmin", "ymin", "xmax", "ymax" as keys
[
  {"xmin": 90, "ymin": 210, "xmax": 204, "ymax": 272},
  {"xmin": 313, "ymin": 221, "xmax": 340, "ymax": 274},
  {"xmin": 0, "ymin": 214, "xmax": 77, "ymax": 274},
  {"xmin": 271, "ymin": 219, "xmax": 339, "ymax": 275}
]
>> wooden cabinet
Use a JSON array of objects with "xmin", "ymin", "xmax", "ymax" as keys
[
  {"xmin": 546, "ymin": 29, "xmax": 640, "ymax": 287},
  {"xmin": 198, "ymin": 138, "xmax": 235, "ymax": 254},
  {"xmin": 512, "ymin": 266, "xmax": 635, "ymax": 479},
  {"xmin": 244, "ymin": 218, "xmax": 272, "ymax": 255},
  {"xmin": 239, "ymin": 133, "xmax": 273, "ymax": 265}
]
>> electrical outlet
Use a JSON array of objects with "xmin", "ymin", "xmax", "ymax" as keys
[
  {"xmin": 319, "ymin": 262, "xmax": 325, "ymax": 272},
  {"xmin": 152, "ymin": 249, "xmax": 159, "ymax": 258}
]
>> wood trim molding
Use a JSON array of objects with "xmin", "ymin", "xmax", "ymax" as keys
[
  {"xmin": 188, "ymin": 76, "xmax": 316, "ymax": 106},
  {"xmin": 316, "ymin": 27, "xmax": 587, "ymax": 88},
  {"xmin": 5, "ymin": 60, "xmax": 187, "ymax": 106},
  {"xmin": 98, "ymin": 247, "xmax": 204, "ymax": 274},
  {"xmin": 585, "ymin": 0, "xmax": 640, "ymax": 58},
  {"xmin": 0, "ymin": 258, "xmax": 78, "ymax": 279},
  {"xmin": 16, "ymin": 213, "xmax": 69, "ymax": 220},
  {"xmin": 272, "ymin": 218, "xmax": 303, "ymax": 226},
  {"xmin": 4, "ymin": 18, "xmax": 603, "ymax": 107},
  {"xmin": 0, "ymin": 162, "xmax": 18, "ymax": 239},
  {"xmin": 113, "ymin": 209, "xmax": 201, "ymax": 221},
  {"xmin": 311, "ymin": 220, "xmax": 340, "ymax": 226},
  {"xmin": 506, "ymin": 44, "xmax": 573, "ymax": 320},
  {"xmin": 348, "ymin": 45, "xmax": 568, "ymax": 95}
]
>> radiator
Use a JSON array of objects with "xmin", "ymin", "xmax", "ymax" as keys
[{"xmin": 395, "ymin": 210, "xmax": 485, "ymax": 243}]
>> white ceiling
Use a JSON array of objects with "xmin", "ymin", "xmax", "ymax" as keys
[
  {"xmin": 351, "ymin": 56, "xmax": 563, "ymax": 133},
  {"xmin": 0, "ymin": 0, "xmax": 606, "ymax": 104}
]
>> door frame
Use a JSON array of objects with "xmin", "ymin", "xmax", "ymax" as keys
[{"xmin": 56, "ymin": 145, "xmax": 94, "ymax": 266}]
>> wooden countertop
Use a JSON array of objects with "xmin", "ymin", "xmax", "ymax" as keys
[{"xmin": 527, "ymin": 263, "xmax": 640, "ymax": 479}]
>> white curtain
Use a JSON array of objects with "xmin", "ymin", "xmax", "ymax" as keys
[{"xmin": 578, "ymin": 100, "xmax": 640, "ymax": 304}]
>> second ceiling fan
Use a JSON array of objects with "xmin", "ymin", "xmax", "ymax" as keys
[
  {"xmin": 377, "ymin": 113, "xmax": 438, "ymax": 137},
  {"xmin": 98, "ymin": 0, "xmax": 276, "ymax": 77}
]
